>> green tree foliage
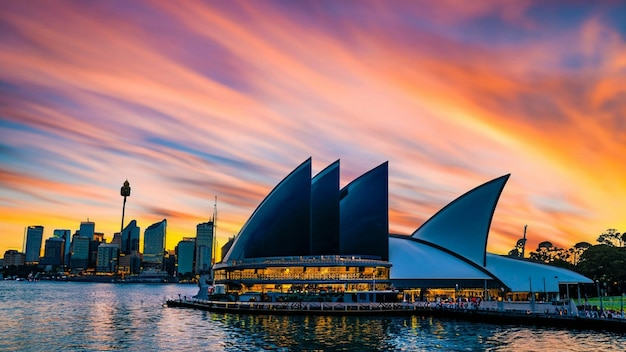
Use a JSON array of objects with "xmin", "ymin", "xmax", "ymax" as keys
[
  {"xmin": 528, "ymin": 241, "xmax": 573, "ymax": 269},
  {"xmin": 576, "ymin": 244, "xmax": 626, "ymax": 294},
  {"xmin": 597, "ymin": 228, "xmax": 623, "ymax": 247},
  {"xmin": 568, "ymin": 241, "xmax": 592, "ymax": 265}
]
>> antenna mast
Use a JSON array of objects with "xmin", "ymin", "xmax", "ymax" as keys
[
  {"xmin": 212, "ymin": 196, "xmax": 217, "ymax": 265},
  {"xmin": 521, "ymin": 224, "xmax": 527, "ymax": 258}
]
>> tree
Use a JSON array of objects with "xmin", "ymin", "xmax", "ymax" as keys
[
  {"xmin": 568, "ymin": 241, "xmax": 592, "ymax": 266},
  {"xmin": 528, "ymin": 241, "xmax": 572, "ymax": 268},
  {"xmin": 576, "ymin": 244, "xmax": 626, "ymax": 295},
  {"xmin": 597, "ymin": 228, "xmax": 623, "ymax": 247}
]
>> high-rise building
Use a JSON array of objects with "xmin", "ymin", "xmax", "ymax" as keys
[
  {"xmin": 111, "ymin": 232, "xmax": 121, "ymax": 247},
  {"xmin": 220, "ymin": 236, "xmax": 235, "ymax": 262},
  {"xmin": 79, "ymin": 220, "xmax": 95, "ymax": 240},
  {"xmin": 24, "ymin": 225, "xmax": 44, "ymax": 264},
  {"xmin": 121, "ymin": 220, "xmax": 140, "ymax": 255},
  {"xmin": 96, "ymin": 244, "xmax": 119, "ymax": 273},
  {"xmin": 143, "ymin": 219, "xmax": 166, "ymax": 266},
  {"xmin": 41, "ymin": 237, "xmax": 65, "ymax": 266},
  {"xmin": 93, "ymin": 232, "xmax": 104, "ymax": 243},
  {"xmin": 176, "ymin": 238, "xmax": 195, "ymax": 276},
  {"xmin": 163, "ymin": 249, "xmax": 177, "ymax": 277},
  {"xmin": 195, "ymin": 221, "xmax": 214, "ymax": 274},
  {"xmin": 53, "ymin": 229, "xmax": 71, "ymax": 265},
  {"xmin": 70, "ymin": 235, "xmax": 90, "ymax": 270},
  {"xmin": 88, "ymin": 234, "xmax": 105, "ymax": 270},
  {"xmin": 3, "ymin": 250, "xmax": 25, "ymax": 266}
]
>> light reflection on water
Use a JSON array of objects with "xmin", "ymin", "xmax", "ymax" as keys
[{"xmin": 0, "ymin": 281, "xmax": 624, "ymax": 351}]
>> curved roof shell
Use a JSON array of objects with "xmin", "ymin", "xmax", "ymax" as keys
[
  {"xmin": 393, "ymin": 174, "xmax": 592, "ymax": 290},
  {"xmin": 223, "ymin": 158, "xmax": 312, "ymax": 261},
  {"xmin": 411, "ymin": 174, "xmax": 509, "ymax": 267},
  {"xmin": 339, "ymin": 161, "xmax": 389, "ymax": 260},
  {"xmin": 485, "ymin": 253, "xmax": 592, "ymax": 292},
  {"xmin": 222, "ymin": 159, "xmax": 389, "ymax": 262},
  {"xmin": 389, "ymin": 236, "xmax": 492, "ymax": 280},
  {"xmin": 310, "ymin": 160, "xmax": 340, "ymax": 255}
]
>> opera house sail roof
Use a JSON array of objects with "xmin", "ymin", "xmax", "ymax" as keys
[{"xmin": 216, "ymin": 158, "xmax": 592, "ymax": 294}]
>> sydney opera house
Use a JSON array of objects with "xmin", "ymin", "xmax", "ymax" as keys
[{"xmin": 214, "ymin": 158, "xmax": 591, "ymax": 301}]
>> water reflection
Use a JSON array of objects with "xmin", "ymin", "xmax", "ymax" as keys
[{"xmin": 1, "ymin": 281, "xmax": 624, "ymax": 351}]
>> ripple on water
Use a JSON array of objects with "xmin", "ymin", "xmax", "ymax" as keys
[{"xmin": 1, "ymin": 281, "xmax": 624, "ymax": 351}]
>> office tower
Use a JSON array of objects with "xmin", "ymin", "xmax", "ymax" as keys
[
  {"xmin": 118, "ymin": 220, "xmax": 140, "ymax": 274},
  {"xmin": 70, "ymin": 235, "xmax": 90, "ymax": 270},
  {"xmin": 3, "ymin": 250, "xmax": 25, "ymax": 266},
  {"xmin": 163, "ymin": 249, "xmax": 176, "ymax": 277},
  {"xmin": 79, "ymin": 220, "xmax": 95, "ymax": 240},
  {"xmin": 24, "ymin": 225, "xmax": 44, "ymax": 264},
  {"xmin": 220, "ymin": 236, "xmax": 235, "ymax": 262},
  {"xmin": 143, "ymin": 219, "xmax": 166, "ymax": 267},
  {"xmin": 88, "ymin": 236, "xmax": 104, "ymax": 270},
  {"xmin": 111, "ymin": 232, "xmax": 121, "ymax": 247},
  {"xmin": 177, "ymin": 238, "xmax": 195, "ymax": 276},
  {"xmin": 41, "ymin": 237, "xmax": 65, "ymax": 266},
  {"xmin": 121, "ymin": 220, "xmax": 140, "ymax": 255},
  {"xmin": 195, "ymin": 221, "xmax": 214, "ymax": 274},
  {"xmin": 96, "ymin": 244, "xmax": 119, "ymax": 273},
  {"xmin": 53, "ymin": 229, "xmax": 71, "ymax": 265}
]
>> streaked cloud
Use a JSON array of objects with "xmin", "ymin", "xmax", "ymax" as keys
[{"xmin": 1, "ymin": 0, "xmax": 625, "ymax": 255}]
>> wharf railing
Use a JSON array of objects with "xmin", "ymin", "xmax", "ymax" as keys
[{"xmin": 170, "ymin": 298, "xmax": 434, "ymax": 312}]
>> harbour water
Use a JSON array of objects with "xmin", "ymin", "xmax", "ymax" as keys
[{"xmin": 0, "ymin": 281, "xmax": 623, "ymax": 351}]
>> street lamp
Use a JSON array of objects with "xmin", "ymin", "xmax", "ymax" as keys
[
  {"xmin": 596, "ymin": 280, "xmax": 603, "ymax": 313},
  {"xmin": 120, "ymin": 180, "xmax": 131, "ymax": 234}
]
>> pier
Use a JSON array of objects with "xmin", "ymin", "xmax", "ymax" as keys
[{"xmin": 166, "ymin": 298, "xmax": 626, "ymax": 333}]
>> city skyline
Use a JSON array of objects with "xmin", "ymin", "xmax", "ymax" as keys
[{"xmin": 1, "ymin": 1, "xmax": 625, "ymax": 256}]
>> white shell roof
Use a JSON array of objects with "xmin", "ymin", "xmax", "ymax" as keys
[
  {"xmin": 389, "ymin": 236, "xmax": 491, "ymax": 280},
  {"xmin": 485, "ymin": 253, "xmax": 593, "ymax": 292},
  {"xmin": 389, "ymin": 236, "xmax": 593, "ymax": 291}
]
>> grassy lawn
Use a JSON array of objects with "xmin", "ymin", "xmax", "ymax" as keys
[{"xmin": 582, "ymin": 296, "xmax": 625, "ymax": 311}]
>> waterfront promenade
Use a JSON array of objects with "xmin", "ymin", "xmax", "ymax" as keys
[{"xmin": 166, "ymin": 297, "xmax": 626, "ymax": 333}]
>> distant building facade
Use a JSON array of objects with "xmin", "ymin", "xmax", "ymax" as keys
[
  {"xmin": 53, "ymin": 229, "xmax": 71, "ymax": 265},
  {"xmin": 3, "ymin": 250, "xmax": 25, "ymax": 266},
  {"xmin": 121, "ymin": 220, "xmax": 140, "ymax": 255},
  {"xmin": 176, "ymin": 238, "xmax": 195, "ymax": 276},
  {"xmin": 79, "ymin": 221, "xmax": 95, "ymax": 240},
  {"xmin": 97, "ymin": 244, "xmax": 119, "ymax": 273},
  {"xmin": 143, "ymin": 219, "xmax": 166, "ymax": 267},
  {"xmin": 70, "ymin": 235, "xmax": 90, "ymax": 270},
  {"xmin": 24, "ymin": 225, "xmax": 44, "ymax": 264},
  {"xmin": 41, "ymin": 237, "xmax": 65, "ymax": 266},
  {"xmin": 119, "ymin": 220, "xmax": 141, "ymax": 274},
  {"xmin": 195, "ymin": 221, "xmax": 214, "ymax": 274},
  {"xmin": 89, "ymin": 233, "xmax": 105, "ymax": 269},
  {"xmin": 111, "ymin": 232, "xmax": 121, "ymax": 248}
]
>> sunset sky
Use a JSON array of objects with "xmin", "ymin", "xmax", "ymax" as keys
[{"xmin": 1, "ymin": 1, "xmax": 625, "ymax": 259}]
